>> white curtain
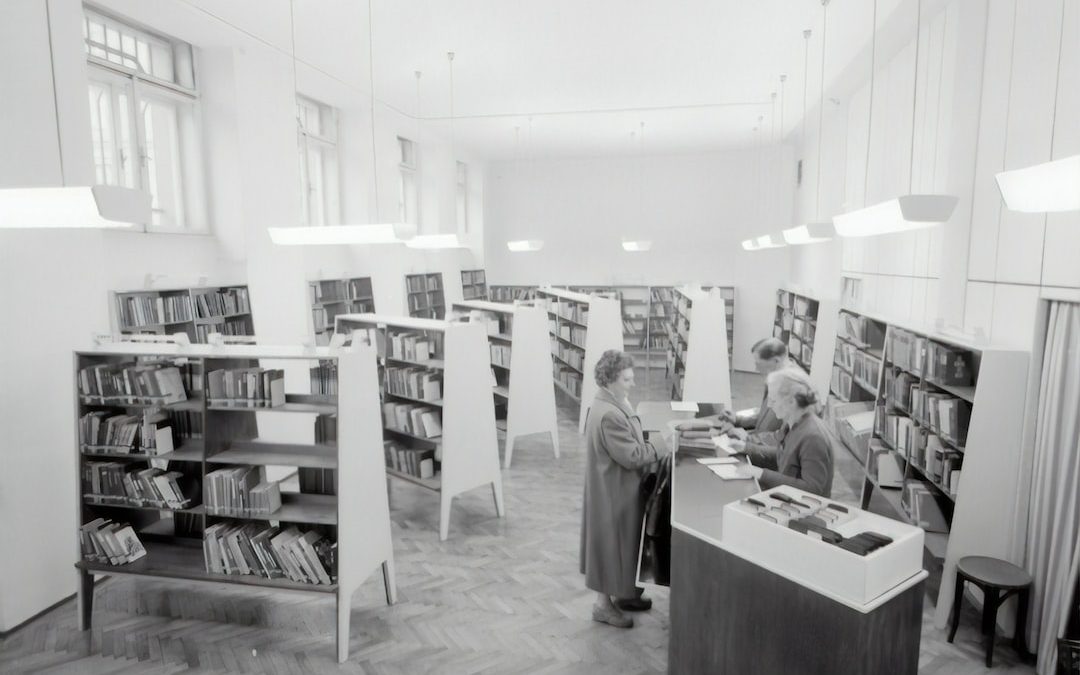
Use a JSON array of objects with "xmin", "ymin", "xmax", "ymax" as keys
[{"xmin": 1025, "ymin": 301, "xmax": 1080, "ymax": 675}]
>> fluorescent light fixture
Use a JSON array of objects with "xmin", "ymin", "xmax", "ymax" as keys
[
  {"xmin": 621, "ymin": 240, "xmax": 652, "ymax": 252},
  {"xmin": 741, "ymin": 238, "xmax": 759, "ymax": 251},
  {"xmin": 0, "ymin": 185, "xmax": 149, "ymax": 229},
  {"xmin": 833, "ymin": 194, "xmax": 958, "ymax": 237},
  {"xmin": 268, "ymin": 223, "xmax": 416, "ymax": 245},
  {"xmin": 755, "ymin": 234, "xmax": 786, "ymax": 249},
  {"xmin": 405, "ymin": 233, "xmax": 464, "ymax": 249},
  {"xmin": 996, "ymin": 154, "xmax": 1080, "ymax": 213},
  {"xmin": 507, "ymin": 239, "xmax": 544, "ymax": 252},
  {"xmin": 783, "ymin": 221, "xmax": 835, "ymax": 245}
]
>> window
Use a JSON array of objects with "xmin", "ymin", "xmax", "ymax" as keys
[
  {"xmin": 83, "ymin": 8, "xmax": 206, "ymax": 232},
  {"xmin": 456, "ymin": 161, "xmax": 468, "ymax": 231},
  {"xmin": 296, "ymin": 96, "xmax": 340, "ymax": 226},
  {"xmin": 397, "ymin": 136, "xmax": 419, "ymax": 226}
]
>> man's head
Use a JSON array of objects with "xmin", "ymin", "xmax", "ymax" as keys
[{"xmin": 751, "ymin": 338, "xmax": 788, "ymax": 377}]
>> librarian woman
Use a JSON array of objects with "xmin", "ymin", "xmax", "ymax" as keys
[
  {"xmin": 580, "ymin": 349, "xmax": 670, "ymax": 628},
  {"xmin": 731, "ymin": 367, "xmax": 835, "ymax": 498}
]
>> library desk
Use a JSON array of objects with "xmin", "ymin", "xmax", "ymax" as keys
[{"xmin": 634, "ymin": 401, "xmax": 927, "ymax": 675}]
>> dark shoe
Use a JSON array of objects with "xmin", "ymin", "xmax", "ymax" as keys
[
  {"xmin": 615, "ymin": 596, "xmax": 652, "ymax": 612},
  {"xmin": 592, "ymin": 605, "xmax": 633, "ymax": 628}
]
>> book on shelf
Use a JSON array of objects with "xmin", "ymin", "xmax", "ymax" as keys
[
  {"xmin": 79, "ymin": 409, "xmax": 176, "ymax": 455},
  {"xmin": 490, "ymin": 344, "xmax": 512, "ymax": 368},
  {"xmin": 80, "ymin": 518, "xmax": 147, "ymax": 566},
  {"xmin": 206, "ymin": 367, "xmax": 285, "ymax": 407},
  {"xmin": 926, "ymin": 342, "xmax": 975, "ymax": 386},
  {"xmin": 385, "ymin": 365, "xmax": 443, "ymax": 402},
  {"xmin": 203, "ymin": 523, "xmax": 335, "ymax": 585},
  {"xmin": 78, "ymin": 362, "xmax": 189, "ymax": 404},
  {"xmin": 194, "ymin": 288, "xmax": 250, "ymax": 319},
  {"xmin": 902, "ymin": 482, "xmax": 949, "ymax": 532},
  {"xmin": 82, "ymin": 461, "xmax": 191, "ymax": 509},
  {"xmin": 310, "ymin": 362, "xmax": 339, "ymax": 396},
  {"xmin": 384, "ymin": 441, "xmax": 437, "ymax": 479},
  {"xmin": 205, "ymin": 466, "xmax": 282, "ymax": 516},
  {"xmin": 381, "ymin": 402, "xmax": 442, "ymax": 438},
  {"xmin": 118, "ymin": 294, "xmax": 193, "ymax": 328},
  {"xmin": 388, "ymin": 331, "xmax": 435, "ymax": 362}
]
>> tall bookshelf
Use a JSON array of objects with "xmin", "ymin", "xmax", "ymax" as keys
[
  {"xmin": 450, "ymin": 300, "xmax": 560, "ymax": 468},
  {"xmin": 489, "ymin": 285, "xmax": 538, "ymax": 303},
  {"xmin": 535, "ymin": 286, "xmax": 623, "ymax": 433},
  {"xmin": 460, "ymin": 269, "xmax": 488, "ymax": 301},
  {"xmin": 834, "ymin": 310, "xmax": 1029, "ymax": 628},
  {"xmin": 405, "ymin": 273, "xmax": 446, "ymax": 319},
  {"xmin": 667, "ymin": 286, "xmax": 733, "ymax": 408},
  {"xmin": 773, "ymin": 286, "xmax": 838, "ymax": 400},
  {"xmin": 74, "ymin": 343, "xmax": 396, "ymax": 663},
  {"xmin": 113, "ymin": 285, "xmax": 254, "ymax": 344},
  {"xmin": 334, "ymin": 313, "xmax": 504, "ymax": 540},
  {"xmin": 309, "ymin": 277, "xmax": 375, "ymax": 346}
]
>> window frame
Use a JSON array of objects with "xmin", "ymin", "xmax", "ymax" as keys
[
  {"xmin": 397, "ymin": 136, "xmax": 420, "ymax": 227},
  {"xmin": 296, "ymin": 95, "xmax": 341, "ymax": 227}
]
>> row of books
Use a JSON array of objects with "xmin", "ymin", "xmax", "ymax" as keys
[
  {"xmin": 78, "ymin": 363, "xmax": 188, "ymax": 404},
  {"xmin": 548, "ymin": 300, "xmax": 588, "ymax": 325},
  {"xmin": 312, "ymin": 305, "xmax": 348, "ymax": 332},
  {"xmin": 554, "ymin": 365, "xmax": 582, "ymax": 398},
  {"xmin": 490, "ymin": 344, "xmax": 512, "ymax": 368},
  {"xmin": 890, "ymin": 330, "xmax": 976, "ymax": 387},
  {"xmin": 552, "ymin": 340, "xmax": 584, "ymax": 371},
  {"xmin": 911, "ymin": 389, "xmax": 971, "ymax": 445},
  {"xmin": 384, "ymin": 441, "xmax": 436, "ymax": 479},
  {"xmin": 793, "ymin": 317, "xmax": 814, "ymax": 343},
  {"xmin": 406, "ymin": 274, "xmax": 443, "ymax": 293},
  {"xmin": 194, "ymin": 318, "xmax": 250, "ymax": 343},
  {"xmin": 491, "ymin": 286, "xmax": 536, "ymax": 302},
  {"xmin": 835, "ymin": 341, "xmax": 859, "ymax": 371},
  {"xmin": 206, "ymin": 368, "xmax": 285, "ymax": 407},
  {"xmin": 310, "ymin": 362, "xmax": 338, "ymax": 396},
  {"xmin": 203, "ymin": 523, "xmax": 334, "ymax": 585},
  {"xmin": 118, "ymin": 294, "xmax": 193, "ymax": 328},
  {"xmin": 385, "ymin": 365, "xmax": 442, "ymax": 402},
  {"xmin": 901, "ymin": 482, "xmax": 948, "ymax": 533},
  {"xmin": 348, "ymin": 278, "xmax": 373, "ymax": 299},
  {"xmin": 381, "ymin": 402, "xmax": 442, "ymax": 438},
  {"xmin": 462, "ymin": 270, "xmax": 486, "ymax": 285},
  {"xmin": 852, "ymin": 351, "xmax": 882, "ymax": 391},
  {"xmin": 204, "ymin": 466, "xmax": 282, "ymax": 516},
  {"xmin": 82, "ymin": 462, "xmax": 190, "ymax": 509},
  {"xmin": 79, "ymin": 410, "xmax": 174, "ymax": 453},
  {"xmin": 407, "ymin": 293, "xmax": 441, "ymax": 312},
  {"xmin": 908, "ymin": 435, "xmax": 963, "ymax": 494},
  {"xmin": 831, "ymin": 365, "xmax": 855, "ymax": 402},
  {"xmin": 194, "ymin": 288, "xmax": 250, "ymax": 319},
  {"xmin": 388, "ymin": 331, "xmax": 437, "ymax": 363},
  {"xmin": 840, "ymin": 312, "xmax": 886, "ymax": 350},
  {"xmin": 80, "ymin": 518, "xmax": 147, "ymax": 566}
]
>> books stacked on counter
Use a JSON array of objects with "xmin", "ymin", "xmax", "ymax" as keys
[{"xmin": 202, "ymin": 524, "xmax": 335, "ymax": 585}]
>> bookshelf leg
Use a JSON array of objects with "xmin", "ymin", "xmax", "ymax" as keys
[
  {"xmin": 549, "ymin": 426, "xmax": 561, "ymax": 459},
  {"xmin": 77, "ymin": 571, "xmax": 94, "ymax": 631},
  {"xmin": 336, "ymin": 591, "xmax": 350, "ymax": 663},
  {"xmin": 382, "ymin": 559, "xmax": 397, "ymax": 605},
  {"xmin": 439, "ymin": 493, "xmax": 452, "ymax": 541},
  {"xmin": 503, "ymin": 432, "xmax": 516, "ymax": 469},
  {"xmin": 492, "ymin": 480, "xmax": 505, "ymax": 518},
  {"xmin": 859, "ymin": 478, "xmax": 873, "ymax": 510}
]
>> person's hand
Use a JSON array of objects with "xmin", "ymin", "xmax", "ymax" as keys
[
  {"xmin": 652, "ymin": 433, "xmax": 672, "ymax": 458},
  {"xmin": 728, "ymin": 438, "xmax": 747, "ymax": 454},
  {"xmin": 728, "ymin": 427, "xmax": 748, "ymax": 441},
  {"xmin": 720, "ymin": 409, "xmax": 736, "ymax": 424},
  {"xmin": 735, "ymin": 464, "xmax": 763, "ymax": 479}
]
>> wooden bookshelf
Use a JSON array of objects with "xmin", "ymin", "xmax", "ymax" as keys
[
  {"xmin": 112, "ymin": 285, "xmax": 254, "ymax": 344},
  {"xmin": 830, "ymin": 310, "xmax": 888, "ymax": 405},
  {"xmin": 460, "ymin": 269, "xmax": 488, "ymax": 301},
  {"xmin": 74, "ymin": 342, "xmax": 396, "ymax": 663},
  {"xmin": 489, "ymin": 285, "xmax": 538, "ymax": 302},
  {"xmin": 535, "ymin": 286, "xmax": 623, "ymax": 433},
  {"xmin": 335, "ymin": 313, "xmax": 504, "ymax": 540},
  {"xmin": 451, "ymin": 300, "xmax": 560, "ymax": 468},
  {"xmin": 405, "ymin": 273, "xmax": 446, "ymax": 320},
  {"xmin": 773, "ymin": 286, "xmax": 839, "ymax": 400},
  {"xmin": 666, "ymin": 286, "xmax": 733, "ymax": 408},
  {"xmin": 308, "ymin": 277, "xmax": 375, "ymax": 346},
  {"xmin": 829, "ymin": 313, "xmax": 1029, "ymax": 627}
]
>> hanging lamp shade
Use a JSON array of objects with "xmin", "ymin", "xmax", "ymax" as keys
[
  {"xmin": 832, "ymin": 194, "xmax": 958, "ymax": 237},
  {"xmin": 621, "ymin": 240, "xmax": 652, "ymax": 252},
  {"xmin": 507, "ymin": 239, "xmax": 543, "ymax": 252},
  {"xmin": 783, "ymin": 221, "xmax": 835, "ymax": 245},
  {"xmin": 268, "ymin": 223, "xmax": 416, "ymax": 245},
  {"xmin": 755, "ymin": 233, "xmax": 786, "ymax": 249},
  {"xmin": 996, "ymin": 154, "xmax": 1080, "ymax": 213},
  {"xmin": 0, "ymin": 185, "xmax": 149, "ymax": 229},
  {"xmin": 741, "ymin": 238, "xmax": 760, "ymax": 251}
]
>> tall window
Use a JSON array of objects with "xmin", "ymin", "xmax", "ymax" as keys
[
  {"xmin": 83, "ymin": 8, "xmax": 206, "ymax": 232},
  {"xmin": 397, "ymin": 136, "xmax": 418, "ymax": 226},
  {"xmin": 456, "ymin": 161, "xmax": 468, "ymax": 231},
  {"xmin": 296, "ymin": 96, "xmax": 340, "ymax": 226}
]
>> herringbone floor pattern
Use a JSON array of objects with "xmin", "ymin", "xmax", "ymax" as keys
[{"xmin": 0, "ymin": 369, "xmax": 1036, "ymax": 673}]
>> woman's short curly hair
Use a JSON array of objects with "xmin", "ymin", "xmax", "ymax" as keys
[
  {"xmin": 595, "ymin": 349, "xmax": 634, "ymax": 387},
  {"xmin": 767, "ymin": 366, "xmax": 822, "ymax": 412}
]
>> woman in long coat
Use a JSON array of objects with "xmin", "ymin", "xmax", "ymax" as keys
[{"xmin": 580, "ymin": 350, "xmax": 669, "ymax": 628}]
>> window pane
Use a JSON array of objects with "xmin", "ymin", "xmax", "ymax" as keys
[
  {"xmin": 88, "ymin": 20, "xmax": 104, "ymax": 46},
  {"xmin": 87, "ymin": 82, "xmax": 114, "ymax": 185},
  {"xmin": 141, "ymin": 94, "xmax": 186, "ymax": 228},
  {"xmin": 86, "ymin": 74, "xmax": 137, "ymax": 189},
  {"xmin": 150, "ymin": 42, "xmax": 173, "ymax": 82}
]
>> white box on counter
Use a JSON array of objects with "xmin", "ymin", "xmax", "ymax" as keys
[{"xmin": 721, "ymin": 485, "xmax": 925, "ymax": 608}]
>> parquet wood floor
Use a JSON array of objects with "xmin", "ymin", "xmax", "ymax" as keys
[{"xmin": 0, "ymin": 369, "xmax": 1035, "ymax": 674}]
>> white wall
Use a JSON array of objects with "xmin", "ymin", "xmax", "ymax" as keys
[
  {"xmin": 483, "ymin": 149, "xmax": 795, "ymax": 371},
  {"xmin": 0, "ymin": 0, "xmax": 483, "ymax": 631}
]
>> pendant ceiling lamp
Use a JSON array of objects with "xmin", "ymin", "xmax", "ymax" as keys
[
  {"xmin": 0, "ymin": 2, "xmax": 149, "ymax": 229},
  {"xmin": 269, "ymin": 0, "xmax": 413, "ymax": 246},
  {"xmin": 621, "ymin": 121, "xmax": 652, "ymax": 253},
  {"xmin": 507, "ymin": 239, "xmax": 543, "ymax": 252},
  {"xmin": 622, "ymin": 240, "xmax": 653, "ymax": 252},
  {"xmin": 996, "ymin": 154, "xmax": 1080, "ymax": 213},
  {"xmin": 832, "ymin": 0, "xmax": 957, "ymax": 238},
  {"xmin": 783, "ymin": 12, "xmax": 835, "ymax": 245},
  {"xmin": 507, "ymin": 118, "xmax": 544, "ymax": 252},
  {"xmin": 755, "ymin": 234, "xmax": 786, "ymax": 249},
  {"xmin": 745, "ymin": 116, "xmax": 786, "ymax": 250}
]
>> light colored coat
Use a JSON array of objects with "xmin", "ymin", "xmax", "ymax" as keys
[{"xmin": 579, "ymin": 388, "xmax": 660, "ymax": 598}]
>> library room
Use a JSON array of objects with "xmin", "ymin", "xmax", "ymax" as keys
[{"xmin": 1, "ymin": 0, "xmax": 1078, "ymax": 673}]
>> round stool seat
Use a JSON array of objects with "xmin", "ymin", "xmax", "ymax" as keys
[{"xmin": 957, "ymin": 556, "xmax": 1033, "ymax": 590}]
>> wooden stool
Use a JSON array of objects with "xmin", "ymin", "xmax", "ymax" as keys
[{"xmin": 947, "ymin": 555, "xmax": 1033, "ymax": 667}]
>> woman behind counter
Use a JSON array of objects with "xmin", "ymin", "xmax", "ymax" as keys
[
  {"xmin": 580, "ymin": 350, "xmax": 670, "ymax": 628},
  {"xmin": 732, "ymin": 366, "xmax": 835, "ymax": 497}
]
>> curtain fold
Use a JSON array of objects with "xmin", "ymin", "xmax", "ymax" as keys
[{"xmin": 1024, "ymin": 300, "xmax": 1080, "ymax": 675}]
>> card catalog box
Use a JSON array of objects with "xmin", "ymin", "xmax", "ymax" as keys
[{"xmin": 722, "ymin": 486, "xmax": 924, "ymax": 607}]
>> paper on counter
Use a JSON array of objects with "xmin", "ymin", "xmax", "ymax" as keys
[
  {"xmin": 712, "ymin": 434, "xmax": 737, "ymax": 455},
  {"xmin": 697, "ymin": 456, "xmax": 738, "ymax": 465},
  {"xmin": 670, "ymin": 401, "xmax": 699, "ymax": 413},
  {"xmin": 708, "ymin": 464, "xmax": 753, "ymax": 480}
]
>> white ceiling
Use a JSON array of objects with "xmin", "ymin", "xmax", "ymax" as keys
[{"xmin": 114, "ymin": 0, "xmax": 921, "ymax": 160}]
